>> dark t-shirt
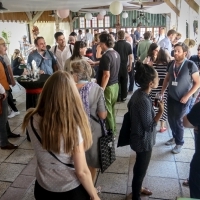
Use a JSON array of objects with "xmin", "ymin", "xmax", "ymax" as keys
[
  {"xmin": 97, "ymin": 49, "xmax": 120, "ymax": 87},
  {"xmin": 187, "ymin": 102, "xmax": 200, "ymax": 170},
  {"xmin": 114, "ymin": 40, "xmax": 132, "ymax": 68},
  {"xmin": 167, "ymin": 60, "xmax": 198, "ymax": 101},
  {"xmin": 190, "ymin": 55, "xmax": 200, "ymax": 70}
]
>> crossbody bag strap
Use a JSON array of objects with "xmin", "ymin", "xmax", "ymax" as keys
[
  {"xmin": 30, "ymin": 116, "xmax": 74, "ymax": 169},
  {"xmin": 38, "ymin": 52, "xmax": 46, "ymax": 69}
]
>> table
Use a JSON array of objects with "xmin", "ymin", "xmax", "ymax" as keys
[
  {"xmin": 17, "ymin": 74, "xmax": 50, "ymax": 141},
  {"xmin": 17, "ymin": 74, "xmax": 50, "ymax": 109}
]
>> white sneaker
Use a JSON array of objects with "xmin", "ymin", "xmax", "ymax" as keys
[
  {"xmin": 14, "ymin": 111, "xmax": 20, "ymax": 116},
  {"xmin": 172, "ymin": 145, "xmax": 182, "ymax": 154},
  {"xmin": 8, "ymin": 111, "xmax": 16, "ymax": 118},
  {"xmin": 165, "ymin": 138, "xmax": 175, "ymax": 146},
  {"xmin": 8, "ymin": 111, "xmax": 20, "ymax": 119}
]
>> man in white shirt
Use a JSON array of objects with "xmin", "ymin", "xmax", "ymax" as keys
[
  {"xmin": 83, "ymin": 29, "xmax": 93, "ymax": 47},
  {"xmin": 50, "ymin": 32, "xmax": 74, "ymax": 70},
  {"xmin": 77, "ymin": 30, "xmax": 84, "ymax": 41},
  {"xmin": 158, "ymin": 29, "xmax": 177, "ymax": 55},
  {"xmin": 155, "ymin": 27, "xmax": 166, "ymax": 44}
]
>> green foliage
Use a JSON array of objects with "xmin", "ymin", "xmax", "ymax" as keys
[{"xmin": 1, "ymin": 30, "xmax": 11, "ymax": 44}]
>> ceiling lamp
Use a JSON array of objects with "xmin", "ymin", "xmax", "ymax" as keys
[
  {"xmin": 122, "ymin": 12, "xmax": 128, "ymax": 19},
  {"xmin": 100, "ymin": 10, "xmax": 106, "ymax": 16},
  {"xmin": 85, "ymin": 13, "xmax": 93, "ymax": 21},
  {"xmin": 57, "ymin": 9, "xmax": 70, "ymax": 18},
  {"xmin": 0, "ymin": 2, "xmax": 7, "ymax": 10},
  {"xmin": 109, "ymin": 0, "xmax": 123, "ymax": 15}
]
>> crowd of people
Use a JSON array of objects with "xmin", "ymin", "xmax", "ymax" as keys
[{"xmin": 0, "ymin": 25, "xmax": 200, "ymax": 200}]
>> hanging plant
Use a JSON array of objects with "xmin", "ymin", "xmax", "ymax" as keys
[{"xmin": 1, "ymin": 30, "xmax": 11, "ymax": 44}]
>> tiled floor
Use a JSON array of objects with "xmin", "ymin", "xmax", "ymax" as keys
[{"xmin": 0, "ymin": 85, "xmax": 194, "ymax": 200}]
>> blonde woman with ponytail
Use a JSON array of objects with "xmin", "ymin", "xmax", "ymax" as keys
[
  {"xmin": 22, "ymin": 71, "xmax": 100, "ymax": 200},
  {"xmin": 11, "ymin": 49, "xmax": 27, "ymax": 76}
]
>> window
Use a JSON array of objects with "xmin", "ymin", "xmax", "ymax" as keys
[
  {"xmin": 77, "ymin": 15, "xmax": 110, "ymax": 31},
  {"xmin": 105, "ymin": 16, "xmax": 110, "ymax": 27},
  {"xmin": 92, "ymin": 17, "xmax": 97, "ymax": 28},
  {"xmin": 154, "ymin": 27, "xmax": 159, "ymax": 38},
  {"xmin": 79, "ymin": 17, "xmax": 85, "ymax": 28},
  {"xmin": 126, "ymin": 28, "xmax": 132, "ymax": 34},
  {"xmin": 98, "ymin": 19, "xmax": 104, "ymax": 27},
  {"xmin": 147, "ymin": 28, "xmax": 152, "ymax": 32},
  {"xmin": 140, "ymin": 28, "xmax": 146, "ymax": 37},
  {"xmin": 86, "ymin": 20, "xmax": 91, "ymax": 28}
]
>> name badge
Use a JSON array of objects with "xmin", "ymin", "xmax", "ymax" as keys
[{"xmin": 172, "ymin": 81, "xmax": 178, "ymax": 86}]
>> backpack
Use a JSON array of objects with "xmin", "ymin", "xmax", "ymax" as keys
[{"xmin": 117, "ymin": 111, "xmax": 131, "ymax": 147}]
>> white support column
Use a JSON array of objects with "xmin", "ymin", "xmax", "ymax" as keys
[{"xmin": 176, "ymin": 0, "xmax": 188, "ymax": 40}]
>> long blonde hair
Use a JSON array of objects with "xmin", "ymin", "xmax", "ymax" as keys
[
  {"xmin": 12, "ymin": 49, "xmax": 20, "ymax": 60},
  {"xmin": 22, "ymin": 71, "xmax": 92, "ymax": 154}
]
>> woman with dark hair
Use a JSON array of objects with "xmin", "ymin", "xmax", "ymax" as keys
[
  {"xmin": 143, "ymin": 43, "xmax": 160, "ymax": 64},
  {"xmin": 64, "ymin": 41, "xmax": 99, "ymax": 76},
  {"xmin": 127, "ymin": 62, "xmax": 164, "ymax": 200},
  {"xmin": 149, "ymin": 48, "xmax": 170, "ymax": 132}
]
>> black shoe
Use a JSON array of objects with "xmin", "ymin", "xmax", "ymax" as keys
[
  {"xmin": 8, "ymin": 132, "xmax": 20, "ymax": 138},
  {"xmin": 1, "ymin": 142, "xmax": 18, "ymax": 150}
]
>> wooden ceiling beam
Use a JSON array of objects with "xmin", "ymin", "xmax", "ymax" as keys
[
  {"xmin": 32, "ymin": 11, "xmax": 44, "ymax": 24},
  {"xmin": 184, "ymin": 0, "xmax": 199, "ymax": 14},
  {"xmin": 163, "ymin": 0, "xmax": 180, "ymax": 16},
  {"xmin": 25, "ymin": 12, "xmax": 32, "ymax": 21}
]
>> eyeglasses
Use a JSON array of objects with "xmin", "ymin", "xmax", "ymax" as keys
[{"xmin": 197, "ymin": 49, "xmax": 200, "ymax": 51}]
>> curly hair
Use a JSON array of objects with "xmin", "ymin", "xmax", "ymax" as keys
[{"xmin": 135, "ymin": 61, "xmax": 157, "ymax": 89}]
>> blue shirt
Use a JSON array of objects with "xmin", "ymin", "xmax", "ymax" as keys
[
  {"xmin": 27, "ymin": 50, "xmax": 54, "ymax": 75},
  {"xmin": 134, "ymin": 30, "xmax": 140, "ymax": 41},
  {"xmin": 158, "ymin": 37, "xmax": 172, "ymax": 55}
]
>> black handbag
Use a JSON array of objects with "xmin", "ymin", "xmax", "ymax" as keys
[
  {"xmin": 90, "ymin": 115, "xmax": 116, "ymax": 173},
  {"xmin": 117, "ymin": 111, "xmax": 131, "ymax": 147}
]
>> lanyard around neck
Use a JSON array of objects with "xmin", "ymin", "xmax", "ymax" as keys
[{"xmin": 173, "ymin": 59, "xmax": 186, "ymax": 81}]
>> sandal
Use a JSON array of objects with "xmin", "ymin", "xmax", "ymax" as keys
[
  {"xmin": 159, "ymin": 127, "xmax": 167, "ymax": 133},
  {"xmin": 141, "ymin": 187, "xmax": 152, "ymax": 195},
  {"xmin": 183, "ymin": 179, "xmax": 189, "ymax": 186}
]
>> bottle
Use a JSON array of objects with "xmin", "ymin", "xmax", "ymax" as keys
[{"xmin": 154, "ymin": 93, "xmax": 162, "ymax": 108}]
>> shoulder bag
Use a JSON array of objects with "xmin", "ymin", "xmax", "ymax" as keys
[{"xmin": 90, "ymin": 115, "xmax": 116, "ymax": 173}]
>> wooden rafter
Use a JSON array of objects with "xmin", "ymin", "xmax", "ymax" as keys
[
  {"xmin": 184, "ymin": 0, "xmax": 199, "ymax": 14},
  {"xmin": 32, "ymin": 11, "xmax": 44, "ymax": 23},
  {"xmin": 163, "ymin": 0, "xmax": 180, "ymax": 16}
]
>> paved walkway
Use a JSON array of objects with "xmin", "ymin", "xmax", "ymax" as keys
[{"xmin": 0, "ymin": 85, "xmax": 194, "ymax": 200}]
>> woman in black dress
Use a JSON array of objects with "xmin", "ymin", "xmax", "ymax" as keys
[
  {"xmin": 128, "ymin": 62, "xmax": 164, "ymax": 200},
  {"xmin": 11, "ymin": 49, "xmax": 27, "ymax": 76}
]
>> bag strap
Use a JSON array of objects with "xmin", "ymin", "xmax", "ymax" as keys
[
  {"xmin": 69, "ymin": 44, "xmax": 72, "ymax": 55},
  {"xmin": 54, "ymin": 45, "xmax": 57, "ymax": 54},
  {"xmin": 38, "ymin": 52, "xmax": 46, "ymax": 69},
  {"xmin": 30, "ymin": 116, "xmax": 74, "ymax": 169}
]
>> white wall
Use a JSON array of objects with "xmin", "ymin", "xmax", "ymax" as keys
[
  {"xmin": 0, "ymin": 22, "xmax": 27, "ymax": 57},
  {"xmin": 0, "ymin": 21, "xmax": 71, "ymax": 58},
  {"xmin": 34, "ymin": 22, "xmax": 71, "ymax": 47}
]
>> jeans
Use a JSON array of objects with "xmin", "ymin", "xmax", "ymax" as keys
[
  {"xmin": 189, "ymin": 167, "xmax": 200, "ymax": 198},
  {"xmin": 132, "ymin": 150, "xmax": 152, "ymax": 200},
  {"xmin": 186, "ymin": 97, "xmax": 196, "ymax": 114},
  {"xmin": 0, "ymin": 97, "xmax": 9, "ymax": 147},
  {"xmin": 34, "ymin": 180, "xmax": 90, "ymax": 200},
  {"xmin": 128, "ymin": 64, "xmax": 135, "ymax": 92},
  {"xmin": 7, "ymin": 90, "xmax": 18, "ymax": 112},
  {"xmin": 118, "ymin": 66, "xmax": 128, "ymax": 101},
  {"xmin": 167, "ymin": 95, "xmax": 191, "ymax": 145},
  {"xmin": 104, "ymin": 83, "xmax": 119, "ymax": 135}
]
